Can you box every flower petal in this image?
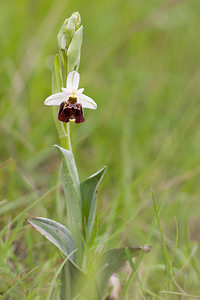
[67,71,80,91]
[78,93,97,110]
[77,88,84,94]
[61,88,72,96]
[44,92,67,106]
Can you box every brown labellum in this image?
[58,99,85,124]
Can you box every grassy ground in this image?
[1,0,200,298]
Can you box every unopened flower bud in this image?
[67,25,83,72]
[57,18,68,50]
[57,12,82,52]
[57,12,83,75]
[64,15,75,49]
[74,12,81,30]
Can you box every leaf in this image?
[27,217,85,299]
[52,54,63,93]
[27,217,75,262]
[80,167,106,241]
[98,245,151,297]
[55,145,83,265]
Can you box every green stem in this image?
[53,106,72,151]
[64,123,72,151]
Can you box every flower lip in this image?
[58,101,85,124]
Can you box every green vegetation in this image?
[1,0,200,298]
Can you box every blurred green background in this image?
[1,0,200,298]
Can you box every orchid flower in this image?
[44,71,97,123]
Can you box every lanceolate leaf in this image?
[98,245,151,297]
[55,145,83,265]
[27,217,75,262]
[80,167,106,241]
[28,217,85,299]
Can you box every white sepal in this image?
[78,93,97,110]
[44,92,67,106]
[67,71,80,91]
